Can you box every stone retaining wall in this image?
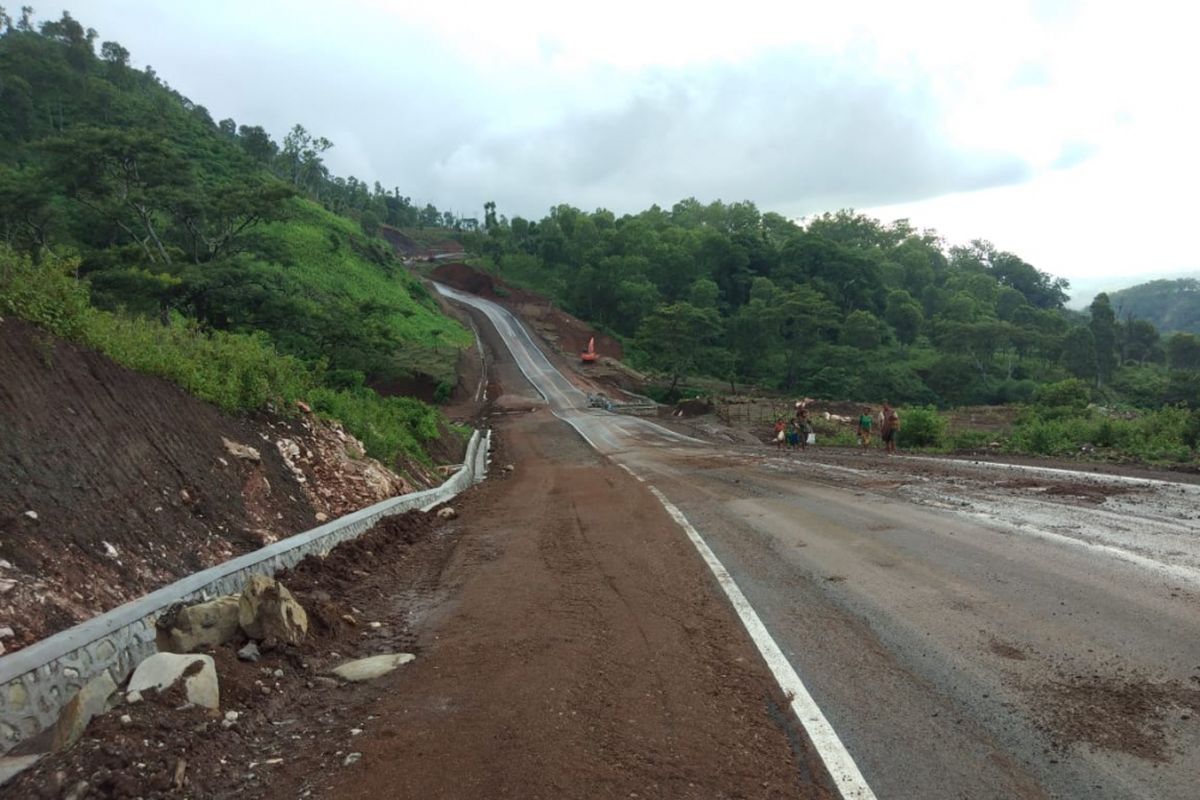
[0,429,490,754]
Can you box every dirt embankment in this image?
[0,320,429,653]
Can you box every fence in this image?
[0,429,490,755]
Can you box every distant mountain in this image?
[1066,270,1200,310]
[1107,278,1200,334]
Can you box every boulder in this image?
[127,653,219,709]
[238,575,308,645]
[159,595,241,653]
[221,437,261,463]
[237,642,261,662]
[51,671,117,750]
[330,653,415,682]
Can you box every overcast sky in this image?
[58,1,1200,291]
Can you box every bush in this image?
[899,406,947,448]
[1033,378,1091,410]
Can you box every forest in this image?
[0,9,471,466]
[464,201,1200,416]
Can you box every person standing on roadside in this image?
[796,406,813,450]
[773,418,786,451]
[881,403,900,455]
[857,407,873,448]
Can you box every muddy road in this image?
[439,284,1200,800]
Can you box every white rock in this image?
[0,626,13,639]
[127,653,219,709]
[126,690,143,704]
[120,714,132,726]
[436,507,457,520]
[221,437,261,463]
[224,711,239,722]
[315,512,329,523]
[343,752,362,766]
[23,510,37,520]
[330,653,415,682]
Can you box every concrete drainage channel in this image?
[0,428,490,764]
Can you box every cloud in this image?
[424,52,1033,218]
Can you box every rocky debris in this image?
[50,672,118,751]
[158,595,241,653]
[330,653,415,682]
[24,509,38,520]
[274,417,425,520]
[343,752,362,766]
[237,641,262,662]
[239,575,308,645]
[436,506,458,520]
[127,653,220,709]
[221,436,261,463]
[125,690,142,704]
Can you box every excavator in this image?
[580,336,598,364]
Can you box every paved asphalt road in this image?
[436,283,1200,800]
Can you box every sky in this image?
[57,1,1200,295]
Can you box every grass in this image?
[1,246,458,469]
[247,200,473,382]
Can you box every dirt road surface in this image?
[438,284,1200,800]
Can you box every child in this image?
[857,407,873,448]
[773,418,786,451]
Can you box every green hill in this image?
[1108,279,1200,334]
[0,11,470,467]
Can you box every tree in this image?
[1061,326,1097,380]
[1089,293,1117,386]
[237,125,277,163]
[841,310,888,350]
[1167,332,1200,370]
[635,302,722,394]
[279,124,332,192]
[41,127,192,266]
[884,289,923,345]
[100,40,129,66]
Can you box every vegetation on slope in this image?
[0,10,469,467]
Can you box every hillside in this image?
[1108,278,1200,334]
[0,12,471,468]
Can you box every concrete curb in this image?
[0,428,490,754]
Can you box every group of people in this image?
[773,400,901,454]
[856,402,901,455]
[773,401,815,450]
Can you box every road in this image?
[437,283,1200,800]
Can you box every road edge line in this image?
[646,485,877,800]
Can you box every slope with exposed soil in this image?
[0,319,445,653]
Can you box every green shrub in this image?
[1033,378,1091,410]
[899,406,947,447]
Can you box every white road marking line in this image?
[617,463,645,482]
[647,486,877,800]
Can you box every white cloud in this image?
[52,0,1200,282]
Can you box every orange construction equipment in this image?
[581,336,598,364]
